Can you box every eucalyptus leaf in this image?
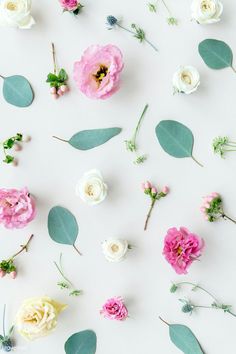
[198,39,233,70]
[53,127,122,150]
[48,206,81,255]
[169,324,204,354]
[155,120,202,166]
[2,75,34,107]
[65,330,97,354]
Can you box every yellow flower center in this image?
[181,72,192,85]
[177,247,182,255]
[86,184,94,196]
[111,244,119,253]
[94,65,108,83]
[6,2,17,11]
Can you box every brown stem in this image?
[73,244,82,256]
[51,42,57,75]
[159,316,170,326]
[0,74,5,79]
[10,234,34,260]
[222,214,236,224]
[52,136,68,143]
[144,199,156,231]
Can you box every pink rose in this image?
[163,227,204,275]
[0,187,36,229]
[100,297,128,321]
[73,44,124,99]
[59,0,79,11]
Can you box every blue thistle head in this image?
[106,15,118,28]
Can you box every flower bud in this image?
[23,135,31,142]
[57,89,64,96]
[170,284,178,293]
[14,143,22,152]
[10,271,17,279]
[162,186,169,194]
[144,181,151,189]
[151,187,157,196]
[0,269,6,278]
[50,87,57,94]
[52,93,59,99]
[60,85,68,92]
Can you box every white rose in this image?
[0,0,35,29]
[191,0,223,24]
[102,238,129,262]
[15,297,67,340]
[76,169,108,205]
[173,66,200,95]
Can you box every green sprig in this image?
[2,133,23,165]
[212,136,236,158]
[147,0,178,25]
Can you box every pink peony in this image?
[59,0,79,11]
[0,187,36,229]
[100,297,128,321]
[163,227,204,275]
[73,44,124,99]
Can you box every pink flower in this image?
[59,0,79,11]
[100,297,128,321]
[73,44,124,99]
[163,227,204,275]
[162,186,169,194]
[0,187,36,229]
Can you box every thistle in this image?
[106,16,158,52]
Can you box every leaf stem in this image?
[73,244,82,256]
[159,316,169,326]
[51,42,57,75]
[231,66,236,73]
[0,74,5,80]
[191,155,203,167]
[9,234,34,260]
[52,136,68,143]
[144,199,156,231]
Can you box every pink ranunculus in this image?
[0,187,36,229]
[73,44,124,99]
[59,0,79,11]
[100,297,128,321]
[163,227,204,275]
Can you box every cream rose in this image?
[102,238,129,262]
[0,0,35,29]
[173,66,200,95]
[191,0,223,24]
[76,169,108,205]
[15,297,67,340]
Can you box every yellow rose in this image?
[15,297,67,340]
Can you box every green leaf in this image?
[198,39,233,70]
[169,324,204,354]
[48,206,79,246]
[3,138,15,149]
[3,75,34,107]
[53,127,122,150]
[155,120,202,166]
[46,73,59,83]
[3,155,14,164]
[65,330,97,354]
[58,69,68,82]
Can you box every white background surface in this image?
[1,0,236,353]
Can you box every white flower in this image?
[76,169,108,205]
[102,238,129,262]
[172,66,200,95]
[0,0,35,29]
[15,297,67,340]
[191,0,223,24]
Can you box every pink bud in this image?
[204,196,213,203]
[162,186,169,194]
[141,183,146,190]
[144,181,152,189]
[57,89,64,96]
[23,135,31,142]
[151,187,157,195]
[0,270,6,278]
[211,192,219,198]
[203,202,210,209]
[14,143,22,151]
[50,87,57,94]
[205,215,209,221]
[12,159,18,167]
[52,93,58,99]
[10,271,17,279]
[60,85,68,92]
[200,207,206,213]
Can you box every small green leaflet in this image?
[155,120,203,167]
[198,39,233,70]
[2,75,34,107]
[160,318,204,354]
[53,127,122,150]
[48,206,81,255]
[65,330,97,354]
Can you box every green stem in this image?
[175,282,219,303]
[192,155,203,167]
[51,42,57,75]
[52,136,68,143]
[227,310,236,317]
[221,213,236,224]
[144,199,156,231]
[2,304,6,337]
[132,104,149,143]
[194,305,215,310]
[223,149,236,152]
[0,74,5,80]
[54,256,74,288]
[161,0,172,16]
[117,24,158,52]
